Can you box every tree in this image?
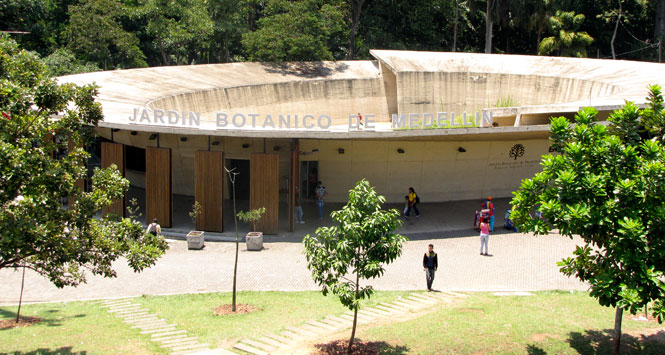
[64,0,147,70]
[538,10,594,57]
[303,179,406,354]
[42,48,100,76]
[347,0,365,59]
[0,34,168,289]
[510,86,665,354]
[225,166,241,312]
[241,0,346,62]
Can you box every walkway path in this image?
[0,229,586,305]
[231,291,466,355]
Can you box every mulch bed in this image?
[0,316,41,330]
[212,304,260,316]
[313,339,386,355]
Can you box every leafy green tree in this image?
[242,0,346,61]
[64,0,147,69]
[538,10,594,57]
[42,48,100,76]
[138,0,214,66]
[207,0,249,62]
[510,86,665,354]
[0,34,168,288]
[303,179,406,354]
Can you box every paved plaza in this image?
[0,212,587,305]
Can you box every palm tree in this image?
[538,10,594,57]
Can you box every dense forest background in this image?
[2,0,664,76]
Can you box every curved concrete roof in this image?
[59,50,665,139]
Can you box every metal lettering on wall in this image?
[129,108,493,131]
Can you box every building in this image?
[59,50,665,234]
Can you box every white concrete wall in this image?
[300,138,549,203]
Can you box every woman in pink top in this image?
[479,217,490,256]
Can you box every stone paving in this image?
[0,228,586,305]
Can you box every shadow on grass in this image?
[313,339,408,354]
[526,344,547,355]
[4,346,87,354]
[568,329,665,354]
[0,308,85,329]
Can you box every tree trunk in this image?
[655,0,665,43]
[611,0,622,60]
[485,0,493,54]
[347,0,365,60]
[15,266,26,323]
[452,0,458,52]
[158,34,168,66]
[231,176,239,312]
[613,307,623,355]
[347,272,360,354]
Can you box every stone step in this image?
[306,320,338,332]
[107,303,140,310]
[407,294,439,304]
[284,325,317,337]
[280,330,305,341]
[169,343,209,352]
[159,336,200,345]
[162,340,201,349]
[256,335,287,348]
[120,312,151,320]
[233,342,268,355]
[135,322,175,331]
[395,298,422,307]
[300,323,327,334]
[320,317,349,328]
[391,300,420,310]
[362,307,392,317]
[325,315,352,325]
[101,301,132,308]
[240,339,277,352]
[264,332,298,345]
[410,293,441,302]
[358,309,386,319]
[406,296,437,305]
[125,317,162,325]
[131,320,168,328]
[344,311,374,321]
[113,308,148,315]
[375,305,401,314]
[140,326,178,334]
[150,329,187,338]
[109,307,142,314]
[378,302,403,311]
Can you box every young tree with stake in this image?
[303,179,406,354]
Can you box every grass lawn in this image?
[0,291,411,354]
[2,291,663,354]
[354,291,665,354]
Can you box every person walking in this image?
[482,196,495,231]
[315,181,327,220]
[479,216,490,256]
[423,244,438,291]
[404,187,420,217]
[146,218,161,236]
[295,186,304,224]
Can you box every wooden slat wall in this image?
[250,153,279,234]
[195,151,223,232]
[101,142,125,216]
[146,147,172,228]
[289,139,299,232]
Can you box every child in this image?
[479,217,490,256]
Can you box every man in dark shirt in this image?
[423,244,438,291]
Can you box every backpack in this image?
[149,223,157,233]
[416,195,420,204]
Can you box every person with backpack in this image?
[404,187,420,218]
[482,196,494,231]
[146,218,161,236]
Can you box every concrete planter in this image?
[187,231,205,250]
[246,232,263,251]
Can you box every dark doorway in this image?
[300,161,319,200]
[226,159,250,200]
